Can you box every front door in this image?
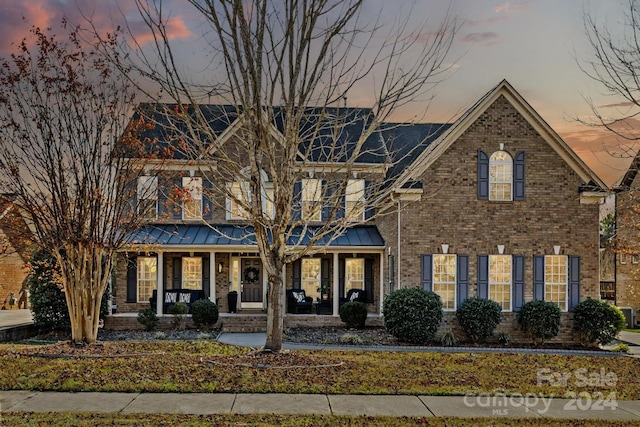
[241,258,263,308]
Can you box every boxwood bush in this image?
[137,308,158,331]
[383,287,443,344]
[456,297,502,344]
[573,298,626,346]
[339,301,368,329]
[516,300,561,346]
[190,299,219,329]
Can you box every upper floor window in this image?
[137,176,158,220]
[182,177,202,220]
[489,151,513,201]
[302,179,322,221]
[489,255,512,311]
[228,181,250,220]
[226,169,274,220]
[345,179,364,221]
[433,254,456,311]
[478,149,525,201]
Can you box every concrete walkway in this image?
[1,390,639,420]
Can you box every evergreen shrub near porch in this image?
[573,298,626,346]
[516,300,561,346]
[190,299,219,329]
[339,301,367,329]
[456,297,502,344]
[383,287,443,344]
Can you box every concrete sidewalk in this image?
[1,390,639,420]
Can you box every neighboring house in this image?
[0,195,33,309]
[113,80,607,339]
[612,152,640,315]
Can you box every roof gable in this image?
[394,80,608,191]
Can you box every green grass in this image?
[623,328,640,333]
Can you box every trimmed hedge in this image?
[516,300,561,346]
[383,287,443,344]
[339,301,368,329]
[190,299,219,329]
[456,297,502,343]
[573,298,626,346]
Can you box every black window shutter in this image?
[339,258,345,297]
[292,181,302,221]
[533,255,545,300]
[126,255,137,302]
[321,258,330,300]
[477,255,488,298]
[202,256,210,298]
[514,151,526,201]
[421,254,432,291]
[203,179,213,220]
[157,176,168,218]
[173,178,183,219]
[513,255,525,311]
[364,258,374,302]
[456,255,469,306]
[568,256,580,311]
[477,150,489,200]
[172,257,182,289]
[364,180,374,220]
[292,259,301,288]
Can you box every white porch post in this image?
[156,251,164,316]
[210,252,216,304]
[379,249,384,314]
[281,263,287,314]
[332,252,339,316]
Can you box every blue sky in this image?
[0,0,632,184]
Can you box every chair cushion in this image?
[349,290,362,302]
[292,291,306,303]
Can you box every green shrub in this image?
[339,301,368,329]
[456,297,502,343]
[137,308,158,331]
[383,287,443,344]
[573,298,626,346]
[516,300,561,346]
[190,299,219,329]
[27,251,69,331]
[440,330,458,347]
[168,302,189,330]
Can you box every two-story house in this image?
[111,80,607,339]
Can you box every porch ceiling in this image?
[124,224,385,248]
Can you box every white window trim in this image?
[489,150,513,201]
[137,256,157,303]
[346,179,365,222]
[301,258,321,301]
[182,256,202,290]
[344,258,365,295]
[489,254,512,312]
[227,181,250,220]
[544,255,568,312]
[302,179,322,221]
[137,176,158,220]
[433,254,456,311]
[182,177,203,220]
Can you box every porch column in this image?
[156,251,164,316]
[210,252,216,304]
[281,263,286,313]
[332,252,339,316]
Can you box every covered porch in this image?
[114,224,386,318]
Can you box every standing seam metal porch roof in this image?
[124,224,385,247]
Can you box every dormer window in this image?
[489,150,513,201]
[182,177,202,220]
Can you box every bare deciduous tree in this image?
[109,0,458,352]
[0,23,149,344]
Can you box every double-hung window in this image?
[301,258,321,300]
[433,254,456,310]
[345,179,364,222]
[137,176,158,220]
[544,255,568,311]
[489,151,513,201]
[302,179,322,221]
[228,181,250,220]
[182,257,202,290]
[489,255,512,311]
[137,257,157,303]
[345,258,364,293]
[182,177,202,220]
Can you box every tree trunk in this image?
[265,271,284,352]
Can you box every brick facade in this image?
[0,204,33,309]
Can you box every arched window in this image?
[489,150,513,201]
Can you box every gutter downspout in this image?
[397,199,401,288]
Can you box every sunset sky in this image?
[0,0,635,186]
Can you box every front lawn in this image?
[1,341,638,399]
